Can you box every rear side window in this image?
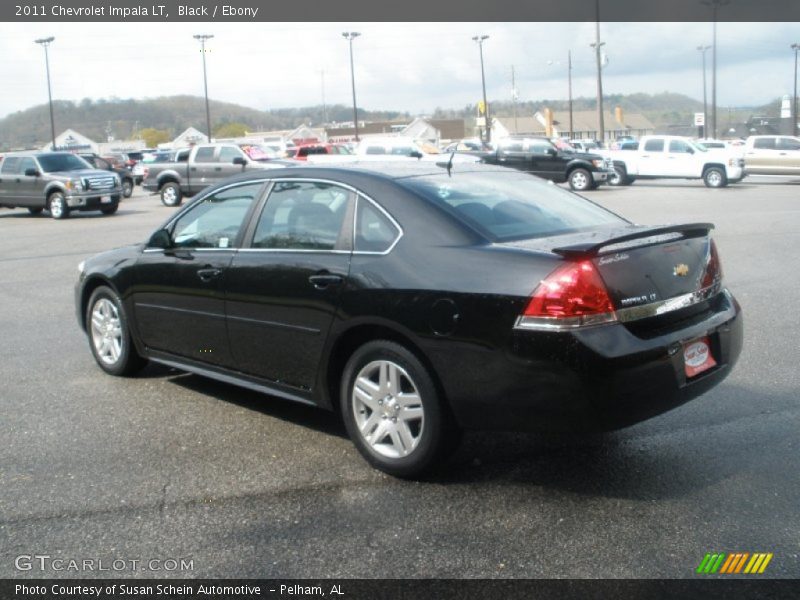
[194,147,216,162]
[252,181,353,250]
[1,157,20,174]
[355,199,400,253]
[753,138,776,150]
[401,172,624,242]
[777,137,800,151]
[644,139,664,152]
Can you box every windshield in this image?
[37,154,92,173]
[400,171,624,242]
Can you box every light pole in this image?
[34,36,56,151]
[701,0,729,139]
[568,50,574,139]
[590,0,605,143]
[342,32,361,142]
[193,34,214,142]
[792,43,799,137]
[472,35,490,143]
[697,45,711,138]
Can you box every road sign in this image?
[478,100,486,115]
[694,112,705,126]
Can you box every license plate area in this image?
[101,195,112,204]
[683,335,717,378]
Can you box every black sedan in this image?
[75,163,743,477]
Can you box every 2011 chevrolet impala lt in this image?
[75,162,743,477]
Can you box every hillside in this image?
[0,92,780,150]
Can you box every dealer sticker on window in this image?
[684,336,717,378]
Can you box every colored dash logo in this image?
[696,552,773,574]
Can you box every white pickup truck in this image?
[602,135,745,188]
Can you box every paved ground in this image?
[0,176,798,579]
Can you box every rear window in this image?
[400,171,624,242]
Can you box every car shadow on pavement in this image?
[165,371,348,439]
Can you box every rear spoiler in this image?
[552,223,714,259]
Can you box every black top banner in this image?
[2,0,800,22]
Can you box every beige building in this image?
[492,109,655,141]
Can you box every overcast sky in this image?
[0,21,797,120]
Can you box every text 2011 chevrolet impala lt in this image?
[76,163,742,477]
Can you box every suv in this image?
[79,153,135,198]
[0,151,122,219]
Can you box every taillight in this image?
[516,261,617,330]
[701,239,723,290]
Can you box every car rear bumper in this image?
[142,182,159,192]
[432,289,743,432]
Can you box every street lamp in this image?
[472,35,490,143]
[34,36,56,151]
[701,0,730,139]
[342,32,361,142]
[193,34,214,142]
[590,0,605,143]
[697,45,711,137]
[792,43,799,137]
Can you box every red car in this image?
[288,143,353,161]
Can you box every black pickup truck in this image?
[479,137,612,191]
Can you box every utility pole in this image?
[698,45,711,138]
[568,50,574,139]
[342,32,361,142]
[590,1,605,143]
[320,69,328,126]
[193,34,214,142]
[473,35,490,143]
[792,43,799,137]
[701,0,729,139]
[34,37,56,151]
[511,65,518,133]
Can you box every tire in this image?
[703,167,727,188]
[48,191,70,220]
[27,207,43,215]
[568,168,592,192]
[86,285,147,376]
[340,340,461,478]
[100,204,119,215]
[160,182,182,207]
[122,179,133,198]
[608,165,629,186]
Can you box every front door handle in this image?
[309,274,343,289]
[197,267,222,282]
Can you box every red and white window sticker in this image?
[683,336,717,378]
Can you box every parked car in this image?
[743,135,800,176]
[78,153,135,198]
[141,143,293,206]
[75,162,742,477]
[602,135,745,187]
[102,153,134,170]
[288,143,353,161]
[479,136,612,191]
[0,151,122,218]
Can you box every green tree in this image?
[213,122,248,138]
[139,128,171,147]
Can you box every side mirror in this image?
[232,156,247,166]
[687,147,695,154]
[147,228,171,249]
[409,151,423,159]
[546,148,558,156]
[24,168,41,177]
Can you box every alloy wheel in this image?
[90,298,123,365]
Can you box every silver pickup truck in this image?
[0,151,122,219]
[141,143,294,206]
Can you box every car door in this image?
[638,138,666,176]
[775,136,800,174]
[225,179,355,391]
[14,157,42,206]
[132,181,266,365]
[0,157,21,203]
[528,140,565,180]
[664,139,698,177]
[217,145,249,180]
[745,137,776,174]
[187,145,218,194]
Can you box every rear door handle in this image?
[197,267,222,282]
[309,274,343,289]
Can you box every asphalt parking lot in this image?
[1,176,798,579]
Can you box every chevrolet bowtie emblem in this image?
[674,263,690,277]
